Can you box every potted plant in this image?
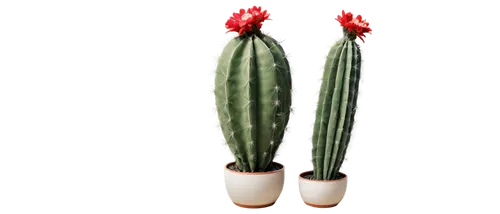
[298,10,372,208]
[214,6,292,208]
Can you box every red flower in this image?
[225,6,271,36]
[335,10,372,42]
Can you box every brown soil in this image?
[300,170,346,180]
[227,162,283,173]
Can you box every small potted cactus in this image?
[214,6,292,208]
[298,10,372,208]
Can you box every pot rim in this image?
[225,161,284,175]
[298,170,347,182]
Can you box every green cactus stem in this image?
[214,33,292,172]
[311,35,362,180]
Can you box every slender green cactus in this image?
[215,7,292,172]
[312,11,371,180]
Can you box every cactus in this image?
[215,6,292,172]
[312,11,371,180]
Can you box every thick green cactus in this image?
[312,11,371,180]
[215,9,292,172]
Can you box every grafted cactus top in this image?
[216,6,292,172]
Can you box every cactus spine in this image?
[215,33,292,172]
[312,28,362,180]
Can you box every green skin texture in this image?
[214,33,292,172]
[312,33,361,180]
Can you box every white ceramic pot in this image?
[298,170,347,208]
[224,162,284,208]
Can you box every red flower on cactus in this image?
[335,10,372,42]
[225,6,271,36]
